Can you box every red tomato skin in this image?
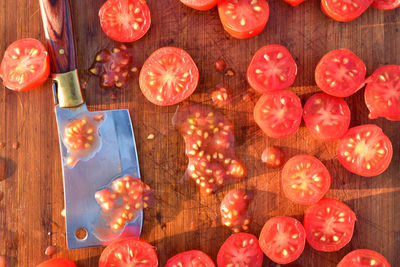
[166,250,215,267]
[372,0,400,10]
[36,258,76,267]
[321,0,373,22]
[337,249,391,267]
[181,0,218,10]
[284,0,305,6]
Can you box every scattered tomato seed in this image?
[44,245,56,256]
[61,209,66,217]
[147,133,155,140]
[12,142,19,150]
[225,68,235,76]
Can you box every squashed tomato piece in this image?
[181,0,218,10]
[284,0,305,6]
[166,250,215,267]
[303,93,351,141]
[247,45,297,93]
[217,0,270,39]
[315,49,366,97]
[337,249,391,267]
[0,38,49,91]
[372,0,400,9]
[139,47,199,106]
[99,238,158,267]
[321,0,373,22]
[364,65,400,120]
[99,0,151,42]
[337,125,393,177]
[262,146,285,168]
[259,216,306,264]
[217,233,263,267]
[36,258,76,267]
[211,83,232,107]
[220,189,253,232]
[281,155,331,205]
[304,198,356,252]
[254,90,303,138]
[173,104,246,194]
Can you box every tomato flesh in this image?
[364,65,400,120]
[139,47,199,106]
[166,250,215,267]
[304,198,356,252]
[220,189,253,232]
[218,0,270,39]
[36,258,76,267]
[259,216,306,264]
[372,0,400,9]
[315,49,366,97]
[337,249,391,267]
[284,0,305,6]
[99,0,151,42]
[0,38,49,92]
[262,146,285,168]
[254,90,303,138]
[217,233,263,267]
[181,0,218,10]
[303,93,351,141]
[247,45,297,93]
[321,0,373,22]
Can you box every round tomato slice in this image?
[217,0,269,39]
[259,216,306,264]
[303,93,351,141]
[254,90,303,138]
[99,0,151,42]
[217,233,263,267]
[139,47,199,106]
[37,258,76,267]
[283,0,305,6]
[0,38,49,92]
[99,238,158,267]
[247,45,297,93]
[321,0,373,22]
[337,125,393,177]
[372,0,400,10]
[364,65,400,120]
[281,155,331,205]
[165,250,215,267]
[315,49,366,97]
[337,249,391,267]
[181,0,218,10]
[304,198,356,252]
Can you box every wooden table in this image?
[0,0,399,266]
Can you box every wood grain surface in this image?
[0,0,399,266]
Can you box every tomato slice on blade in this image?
[304,198,356,252]
[181,0,218,10]
[303,93,351,141]
[217,233,263,267]
[218,0,270,39]
[337,125,393,177]
[372,0,400,10]
[321,0,373,22]
[99,0,151,42]
[0,38,49,92]
[36,258,76,267]
[337,249,391,267]
[259,216,306,264]
[364,65,400,120]
[247,45,297,93]
[139,47,199,106]
[166,250,215,267]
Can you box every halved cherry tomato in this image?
[304,198,356,252]
[220,189,253,232]
[283,0,305,6]
[254,90,303,138]
[372,0,400,10]
[259,216,306,264]
[303,93,351,141]
[217,233,263,267]
[36,258,76,267]
[166,250,215,267]
[321,0,373,22]
[364,65,400,120]
[139,47,199,106]
[247,45,297,93]
[0,38,49,91]
[181,0,218,10]
[262,146,286,168]
[99,238,158,267]
[217,0,270,39]
[99,0,151,42]
[315,49,366,97]
[337,249,391,267]
[281,155,331,205]
[337,125,393,177]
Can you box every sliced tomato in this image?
[247,45,297,93]
[372,0,400,9]
[337,249,391,267]
[166,250,215,267]
[217,0,269,39]
[139,47,199,106]
[283,0,306,6]
[217,233,263,267]
[99,238,158,266]
[0,38,49,92]
[364,65,400,120]
[315,49,366,97]
[99,0,151,42]
[321,0,373,22]
[259,216,306,264]
[220,189,253,232]
[36,258,76,267]
[262,146,286,168]
[337,125,393,177]
[304,198,356,252]
[281,155,331,205]
[254,90,303,138]
[303,93,351,141]
[181,0,218,10]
